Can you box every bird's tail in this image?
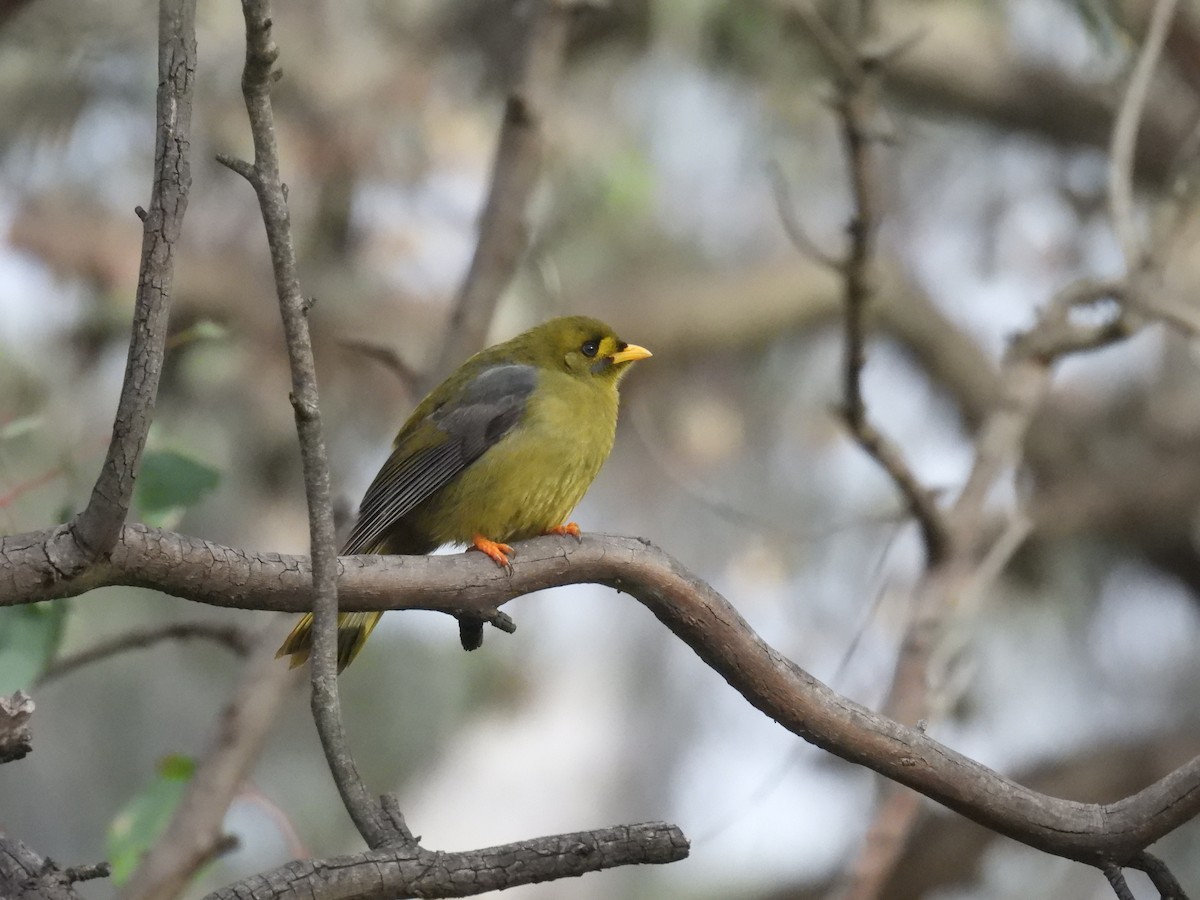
[276,611,383,673]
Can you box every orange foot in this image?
[546,522,583,542]
[471,534,515,572]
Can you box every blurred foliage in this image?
[0,600,68,692]
[107,753,198,886]
[134,449,220,529]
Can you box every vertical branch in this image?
[219,0,401,849]
[71,0,196,558]
[789,1,949,565]
[837,77,880,433]
[430,0,581,385]
[1109,0,1180,269]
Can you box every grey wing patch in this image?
[431,364,537,457]
[342,363,537,554]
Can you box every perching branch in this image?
[70,0,195,561]
[3,524,1199,874]
[218,0,400,851]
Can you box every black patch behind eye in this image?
[581,338,600,357]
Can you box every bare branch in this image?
[0,691,33,765]
[203,821,688,900]
[35,622,252,688]
[430,0,580,385]
[4,524,1200,869]
[805,3,950,568]
[119,627,299,900]
[71,0,196,560]
[221,0,401,850]
[950,278,1129,548]
[1104,863,1137,900]
[0,836,106,900]
[1131,851,1191,900]
[1109,0,1180,269]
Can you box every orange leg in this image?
[546,522,583,542]
[471,534,515,571]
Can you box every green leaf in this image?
[135,449,220,528]
[107,754,197,885]
[168,319,228,349]
[0,600,69,692]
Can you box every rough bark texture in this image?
[69,0,195,561]
[0,691,33,764]
[203,822,688,900]
[0,837,106,900]
[3,523,1198,868]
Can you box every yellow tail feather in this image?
[276,611,383,673]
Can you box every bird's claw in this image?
[547,522,583,543]
[471,535,515,572]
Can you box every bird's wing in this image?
[342,363,538,554]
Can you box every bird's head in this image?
[516,316,652,383]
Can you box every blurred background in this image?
[3,0,1200,897]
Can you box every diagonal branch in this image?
[70,0,196,561]
[218,0,400,850]
[202,821,688,900]
[35,622,253,688]
[430,0,583,386]
[4,523,1200,873]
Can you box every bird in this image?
[276,315,651,672]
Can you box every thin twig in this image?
[337,336,421,397]
[9,524,1200,867]
[1108,0,1180,269]
[221,0,402,850]
[36,622,253,687]
[813,3,950,567]
[61,862,112,885]
[70,0,195,560]
[950,278,1129,548]
[0,691,33,765]
[1131,851,1191,900]
[768,161,844,270]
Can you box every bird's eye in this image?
[581,339,600,358]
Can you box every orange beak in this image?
[609,343,652,364]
